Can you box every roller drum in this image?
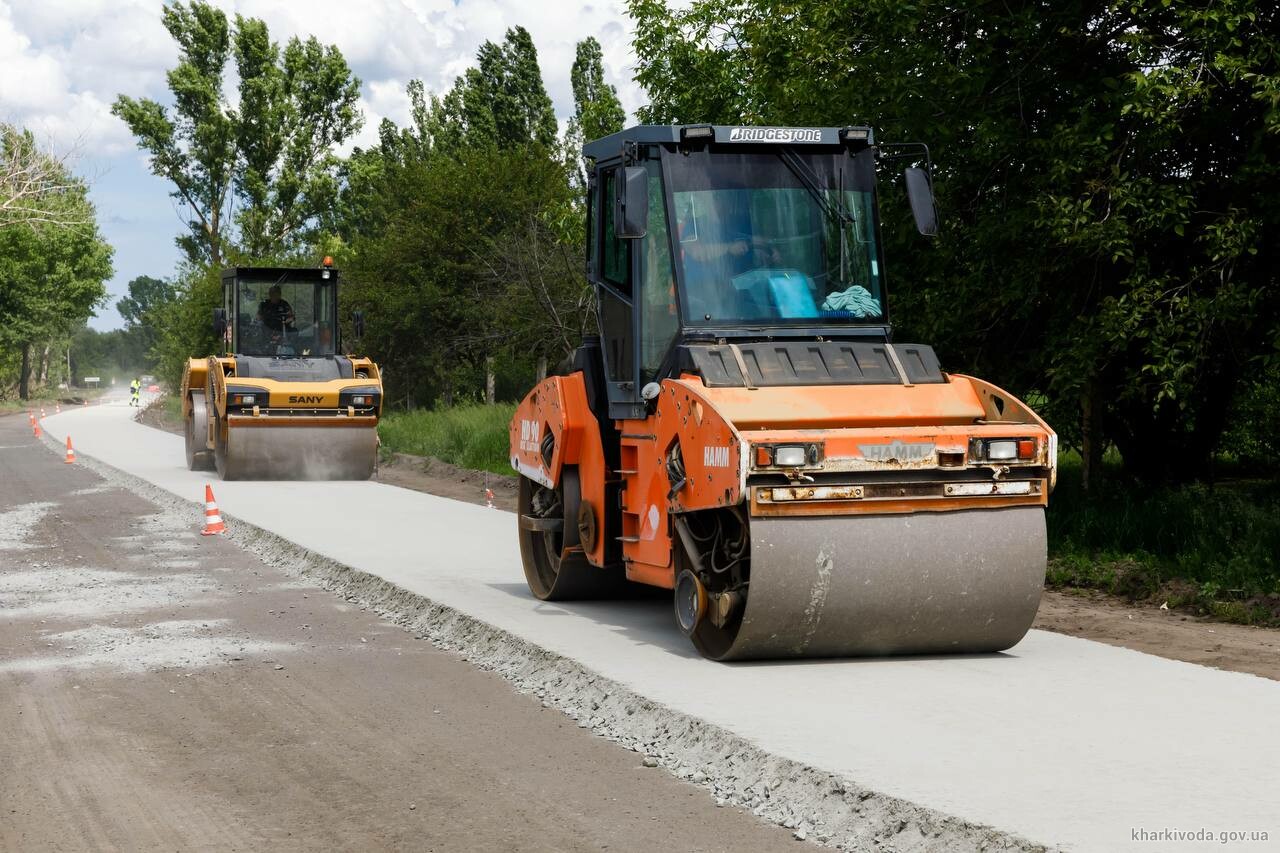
[219,424,377,481]
[697,507,1046,661]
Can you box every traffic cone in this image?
[27,411,34,425]
[55,403,61,414]
[40,407,46,418]
[64,436,76,464]
[201,484,226,535]
[485,487,496,509]
[33,422,41,438]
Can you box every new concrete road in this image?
[33,401,1280,852]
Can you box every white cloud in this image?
[2,0,648,156]
[0,0,656,329]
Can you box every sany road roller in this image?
[181,261,383,480]
[509,125,1057,661]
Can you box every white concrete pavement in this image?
[40,401,1280,852]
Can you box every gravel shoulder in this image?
[1,411,796,851]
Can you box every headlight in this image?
[753,442,823,469]
[339,387,381,409]
[971,437,1038,462]
[987,440,1017,460]
[773,445,808,467]
[225,386,264,407]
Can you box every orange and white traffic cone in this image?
[485,487,496,509]
[33,422,41,438]
[55,403,61,414]
[64,436,76,464]
[40,407,46,419]
[201,484,226,535]
[27,411,35,425]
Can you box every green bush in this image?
[377,403,516,476]
[1048,454,1280,597]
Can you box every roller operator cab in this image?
[510,125,1057,660]
[180,261,383,481]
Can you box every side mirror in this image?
[613,167,648,239]
[904,167,939,237]
[353,310,365,340]
[212,308,227,339]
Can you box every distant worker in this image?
[129,377,141,407]
[257,285,296,333]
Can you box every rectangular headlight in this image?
[773,445,808,467]
[986,440,1018,461]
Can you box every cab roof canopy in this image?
[582,124,874,161]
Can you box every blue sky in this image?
[1,0,648,330]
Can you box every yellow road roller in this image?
[181,261,382,480]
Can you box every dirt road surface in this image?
[0,411,795,851]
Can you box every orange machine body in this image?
[510,370,1056,590]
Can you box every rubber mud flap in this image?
[221,425,377,480]
[711,507,1046,661]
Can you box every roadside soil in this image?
[0,412,795,851]
[133,400,1280,682]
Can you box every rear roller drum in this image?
[213,416,237,481]
[518,468,630,600]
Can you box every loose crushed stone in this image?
[0,618,288,674]
[0,501,58,550]
[0,566,219,621]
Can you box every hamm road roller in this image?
[510,125,1056,660]
[181,260,382,480]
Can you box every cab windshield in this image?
[234,276,336,357]
[664,148,884,327]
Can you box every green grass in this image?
[160,394,183,423]
[377,403,517,476]
[1047,454,1280,625]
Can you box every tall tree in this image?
[0,174,113,398]
[420,27,559,154]
[115,275,176,327]
[112,1,362,266]
[569,37,626,144]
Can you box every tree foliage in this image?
[630,0,1279,482]
[1,125,92,231]
[337,32,592,406]
[0,162,113,398]
[569,37,627,144]
[112,0,362,266]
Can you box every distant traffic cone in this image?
[201,484,226,535]
[64,436,75,464]
[40,407,46,418]
[27,411,35,425]
[55,403,61,414]
[485,487,496,509]
[32,422,41,438]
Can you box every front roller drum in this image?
[688,507,1047,661]
[214,423,378,481]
